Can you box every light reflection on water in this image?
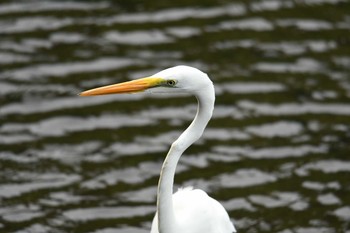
[0,0,350,232]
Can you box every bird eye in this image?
[166,80,177,86]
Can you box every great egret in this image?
[80,65,236,233]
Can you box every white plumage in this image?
[151,187,236,233]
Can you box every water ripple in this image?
[214,144,327,159]
[245,121,303,138]
[0,17,74,34]
[249,192,301,208]
[215,169,277,188]
[63,206,155,221]
[101,3,246,24]
[253,58,324,73]
[0,1,109,14]
[211,17,274,31]
[0,174,80,198]
[2,58,138,81]
[105,30,173,45]
[238,101,350,116]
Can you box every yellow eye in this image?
[166,80,177,86]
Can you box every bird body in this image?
[151,187,235,233]
[80,65,236,233]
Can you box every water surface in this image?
[1,0,350,232]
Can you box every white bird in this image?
[80,65,236,233]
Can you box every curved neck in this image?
[157,85,215,233]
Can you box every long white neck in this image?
[157,83,215,233]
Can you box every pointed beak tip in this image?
[79,90,99,97]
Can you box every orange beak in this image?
[79,77,164,96]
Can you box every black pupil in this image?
[168,80,174,85]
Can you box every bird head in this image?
[79,65,212,96]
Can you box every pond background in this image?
[0,0,350,232]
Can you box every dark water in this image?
[1,0,350,232]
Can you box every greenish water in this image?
[1,0,350,232]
